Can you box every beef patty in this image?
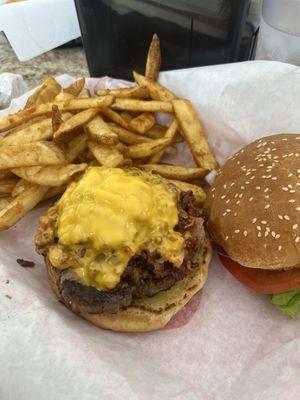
[37,191,206,314]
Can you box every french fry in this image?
[96,85,149,99]
[0,184,49,231]
[140,164,209,181]
[11,178,32,197]
[63,78,85,96]
[148,119,178,163]
[25,76,61,108]
[108,123,151,145]
[112,98,173,113]
[86,115,119,145]
[168,180,206,205]
[0,178,18,194]
[120,111,135,122]
[1,113,71,147]
[0,196,12,211]
[88,141,124,168]
[172,99,217,170]
[146,124,166,139]
[54,108,99,142]
[11,164,87,187]
[78,88,90,98]
[126,137,171,159]
[54,92,75,102]
[78,150,94,163]
[0,96,114,133]
[145,33,161,81]
[128,112,156,134]
[102,107,130,129]
[0,142,67,169]
[65,132,88,162]
[52,105,63,133]
[0,170,14,180]
[133,71,176,102]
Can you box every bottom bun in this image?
[46,238,211,333]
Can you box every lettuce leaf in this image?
[270,288,300,319]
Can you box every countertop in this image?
[0,33,89,89]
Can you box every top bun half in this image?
[205,134,300,270]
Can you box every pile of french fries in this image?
[0,34,217,231]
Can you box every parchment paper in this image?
[0,61,300,400]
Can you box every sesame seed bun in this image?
[46,238,211,333]
[204,134,300,270]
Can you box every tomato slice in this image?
[218,254,300,294]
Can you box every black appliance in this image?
[75,0,256,80]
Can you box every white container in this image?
[255,0,300,65]
[0,0,80,61]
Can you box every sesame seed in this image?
[265,195,270,199]
[264,231,269,237]
[275,234,280,239]
[221,195,226,199]
[284,215,290,220]
[234,212,238,216]
[258,232,262,237]
[226,209,231,213]
[255,186,261,190]
[282,138,288,141]
[261,221,267,224]
[288,173,293,177]
[278,246,282,251]
[250,176,255,180]
[282,187,288,191]
[230,182,236,187]
[264,204,270,209]
[222,212,227,216]
[211,187,215,192]
[226,199,230,204]
[290,190,296,193]
[252,218,257,223]
[271,231,276,237]
[292,224,298,230]
[257,226,261,231]
[266,227,270,232]
[278,215,283,220]
[289,199,295,203]
[296,237,300,244]
[271,177,277,180]
[249,197,254,202]
[264,188,269,193]
[243,230,248,237]
[297,207,300,211]
[239,194,243,198]
[236,200,241,205]
[288,184,293,189]
[225,236,229,241]
[245,181,250,185]
[235,229,240,234]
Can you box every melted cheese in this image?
[49,167,184,290]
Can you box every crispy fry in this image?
[88,141,124,167]
[120,111,135,122]
[128,112,156,134]
[96,86,149,99]
[0,142,66,169]
[87,115,119,145]
[172,99,217,170]
[0,196,12,211]
[108,123,151,145]
[63,78,85,96]
[52,105,63,133]
[146,124,166,139]
[112,98,173,113]
[11,163,87,187]
[0,96,114,133]
[148,149,164,163]
[0,170,14,180]
[0,185,49,231]
[25,76,61,108]
[126,137,171,159]
[145,33,161,81]
[65,132,88,162]
[11,178,32,197]
[140,164,208,181]
[168,180,206,205]
[54,92,75,102]
[54,108,99,142]
[148,119,178,162]
[133,71,176,101]
[1,114,71,147]
[102,107,130,129]
[0,178,18,194]
[78,88,90,98]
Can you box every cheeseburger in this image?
[35,167,211,332]
[205,134,300,318]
